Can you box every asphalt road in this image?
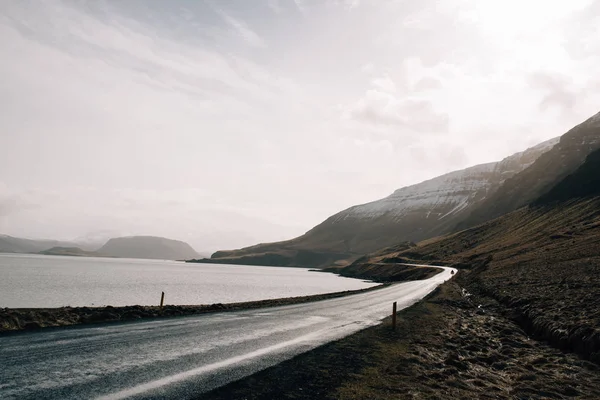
[0,267,455,399]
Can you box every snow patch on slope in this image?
[334,138,559,222]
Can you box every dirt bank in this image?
[328,260,442,282]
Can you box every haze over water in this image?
[0,254,377,308]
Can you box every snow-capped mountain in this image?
[338,139,558,223]
[461,111,600,228]
[211,111,599,269]
[211,138,558,266]
[306,137,560,252]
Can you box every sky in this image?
[1,0,599,252]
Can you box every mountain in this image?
[206,138,558,268]
[534,147,600,204]
[458,111,600,229]
[1,233,201,261]
[337,141,600,365]
[0,235,80,254]
[39,247,97,257]
[343,147,600,279]
[306,137,559,250]
[97,236,199,260]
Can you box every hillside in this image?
[341,147,600,364]
[535,148,600,204]
[206,138,558,268]
[458,111,600,228]
[97,236,199,260]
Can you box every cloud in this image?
[0,185,39,218]
[342,89,449,133]
[361,63,375,74]
[564,1,600,59]
[216,10,267,48]
[406,143,468,169]
[329,0,361,10]
[0,195,22,218]
[1,0,600,249]
[528,72,577,112]
[371,74,396,92]
[413,76,443,91]
[267,0,283,14]
[293,0,307,14]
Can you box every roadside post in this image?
[392,301,397,331]
[160,291,165,310]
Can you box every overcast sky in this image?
[1,0,599,252]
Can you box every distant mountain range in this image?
[0,235,202,261]
[0,236,84,254]
[201,111,600,268]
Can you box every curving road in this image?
[0,266,455,399]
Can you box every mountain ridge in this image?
[0,235,83,254]
[1,234,201,261]
[458,111,600,229]
[336,142,600,364]
[206,137,559,268]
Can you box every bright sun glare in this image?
[472,0,593,35]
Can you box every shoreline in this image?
[0,260,446,334]
[0,283,388,334]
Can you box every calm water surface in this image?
[0,254,377,308]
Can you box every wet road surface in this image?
[0,267,454,399]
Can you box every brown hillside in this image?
[344,196,600,363]
[458,112,600,229]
